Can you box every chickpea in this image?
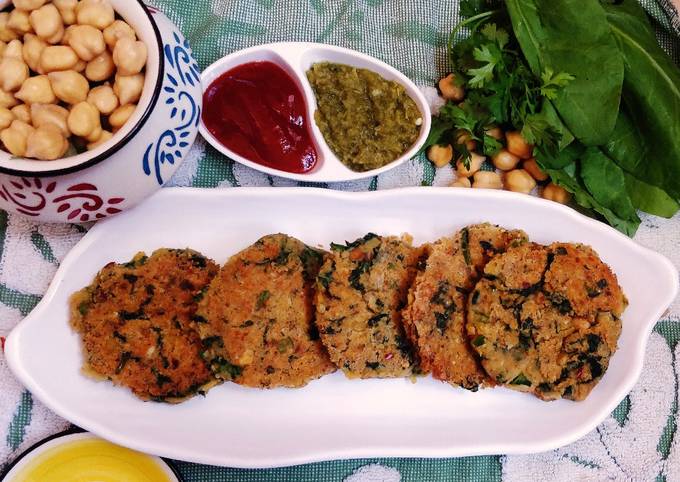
[456,152,485,178]
[438,73,465,102]
[67,100,99,137]
[31,103,69,135]
[15,74,55,104]
[113,73,143,105]
[48,70,89,104]
[12,0,47,11]
[87,84,117,114]
[61,24,76,44]
[53,0,77,25]
[0,57,29,92]
[0,88,18,108]
[472,171,503,189]
[85,51,114,82]
[0,13,19,43]
[522,158,549,182]
[0,107,14,129]
[504,169,536,194]
[112,38,147,76]
[0,41,6,58]
[427,144,453,168]
[491,148,520,171]
[25,124,68,160]
[505,131,533,159]
[11,103,30,123]
[485,125,504,140]
[22,33,46,72]
[40,45,78,72]
[450,177,471,188]
[84,124,102,142]
[8,9,33,35]
[103,20,135,50]
[108,103,135,129]
[87,129,111,150]
[73,59,86,72]
[542,183,571,204]
[455,130,476,151]
[29,4,63,44]
[67,25,105,61]
[1,119,34,156]
[4,39,23,59]
[76,0,114,30]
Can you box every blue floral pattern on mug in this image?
[143,31,201,185]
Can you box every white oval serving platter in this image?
[199,42,431,182]
[5,187,678,468]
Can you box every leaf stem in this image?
[447,10,499,66]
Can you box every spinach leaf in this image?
[624,173,679,218]
[506,0,624,145]
[602,0,680,200]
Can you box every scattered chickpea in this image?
[15,74,54,104]
[87,84,117,115]
[76,0,114,30]
[542,183,571,204]
[491,148,520,171]
[0,88,18,108]
[112,37,147,76]
[0,13,19,42]
[108,103,135,129]
[113,73,143,105]
[85,50,114,82]
[67,100,99,137]
[472,171,503,189]
[450,176,471,188]
[48,70,88,104]
[0,107,13,129]
[12,0,48,11]
[427,144,453,168]
[456,152,485,178]
[10,103,30,123]
[455,130,476,152]
[87,129,111,150]
[31,103,69,135]
[522,158,549,181]
[29,4,63,44]
[67,24,105,61]
[484,125,504,140]
[8,9,32,35]
[22,33,46,72]
[103,20,135,49]
[39,45,78,72]
[504,169,536,194]
[0,56,29,92]
[25,124,68,160]
[438,73,465,102]
[505,131,533,159]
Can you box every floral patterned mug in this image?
[0,1,202,223]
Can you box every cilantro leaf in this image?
[468,44,501,87]
[540,68,576,100]
[480,23,509,48]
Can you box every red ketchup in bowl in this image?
[201,61,317,174]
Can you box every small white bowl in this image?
[199,42,431,182]
[0,1,202,223]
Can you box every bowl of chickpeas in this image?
[0,0,202,222]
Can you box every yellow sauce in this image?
[9,437,175,482]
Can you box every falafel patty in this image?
[402,224,528,390]
[195,234,336,388]
[69,249,220,402]
[466,242,627,401]
[315,233,423,378]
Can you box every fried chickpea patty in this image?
[466,242,627,401]
[195,234,336,388]
[70,249,220,402]
[402,224,528,390]
[315,233,423,378]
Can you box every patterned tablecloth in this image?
[1,1,679,480]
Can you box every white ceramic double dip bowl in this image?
[199,42,431,182]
